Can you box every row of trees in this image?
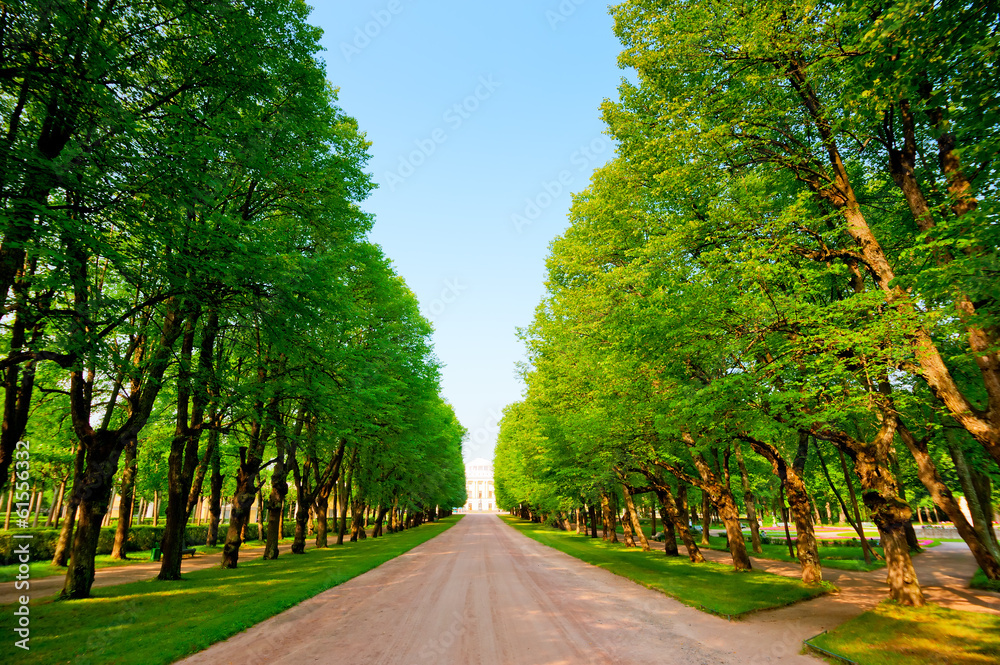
[495,0,999,607]
[0,0,466,600]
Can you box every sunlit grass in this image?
[0,550,159,584]
[699,534,887,572]
[0,517,459,664]
[809,601,1000,664]
[502,516,831,616]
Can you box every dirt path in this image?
[179,514,821,665]
[0,539,309,605]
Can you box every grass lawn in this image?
[698,534,887,572]
[502,516,832,617]
[0,542,254,583]
[611,521,888,571]
[0,550,158,584]
[808,601,1000,664]
[0,516,459,665]
[970,569,1000,593]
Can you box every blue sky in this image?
[308,2,625,462]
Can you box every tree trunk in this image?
[944,427,1000,561]
[621,503,636,547]
[61,432,131,599]
[111,438,138,559]
[700,490,712,545]
[264,478,287,560]
[972,471,999,554]
[101,489,115,527]
[778,485,796,558]
[600,493,611,541]
[47,478,66,528]
[782,473,823,583]
[222,460,259,569]
[838,446,877,561]
[897,425,998,577]
[372,505,389,538]
[622,486,649,551]
[845,442,925,606]
[52,444,85,566]
[745,433,822,582]
[715,486,752,571]
[588,504,598,538]
[4,482,13,529]
[314,493,330,547]
[255,484,265,542]
[351,499,367,542]
[735,441,763,554]
[206,442,223,547]
[337,478,351,546]
[608,494,620,543]
[644,473,703,563]
[292,492,310,554]
[658,501,679,557]
[815,438,876,563]
[668,441,751,571]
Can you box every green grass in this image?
[502,516,831,617]
[808,601,1000,664]
[970,569,1000,593]
[698,534,887,572]
[0,550,159,583]
[0,516,459,665]
[612,522,887,571]
[0,542,253,583]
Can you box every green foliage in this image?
[0,3,465,608]
[497,1,1000,594]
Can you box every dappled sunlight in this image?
[814,602,1000,664]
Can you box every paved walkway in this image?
[180,514,821,665]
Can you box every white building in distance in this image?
[463,457,496,512]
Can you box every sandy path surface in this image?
[179,514,820,665]
[0,539,310,605]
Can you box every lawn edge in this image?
[499,515,833,620]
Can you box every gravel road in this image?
[179,513,820,664]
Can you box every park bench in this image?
[151,546,198,561]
